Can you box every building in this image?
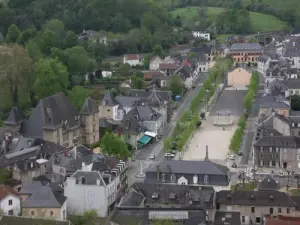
[192,31,211,41]
[77,30,107,45]
[227,67,252,87]
[257,176,280,191]
[159,63,179,75]
[117,182,215,222]
[99,91,124,120]
[273,79,300,98]
[265,215,300,225]
[282,40,300,69]
[0,215,72,225]
[64,160,127,217]
[230,43,262,63]
[123,54,143,66]
[214,211,241,225]
[145,157,230,191]
[216,189,298,225]
[0,185,20,216]
[149,56,163,70]
[19,181,67,220]
[259,95,289,116]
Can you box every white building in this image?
[0,185,21,216]
[64,160,127,217]
[257,55,271,75]
[123,54,143,66]
[149,56,163,70]
[192,31,211,41]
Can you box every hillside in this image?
[243,0,300,11]
[170,6,287,32]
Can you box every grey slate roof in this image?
[119,191,144,207]
[253,136,300,148]
[217,190,296,207]
[124,106,160,122]
[115,96,141,108]
[102,91,119,106]
[257,176,280,191]
[214,211,241,225]
[71,170,105,185]
[260,95,289,109]
[258,55,270,63]
[148,160,228,175]
[5,106,25,125]
[20,181,66,208]
[230,43,262,51]
[21,93,78,138]
[80,97,98,115]
[280,79,300,89]
[147,91,164,108]
[129,89,172,102]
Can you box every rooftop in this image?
[214,211,241,225]
[253,136,300,148]
[257,176,280,191]
[230,43,262,51]
[0,185,19,200]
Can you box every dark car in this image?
[237,152,243,156]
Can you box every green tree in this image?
[33,58,69,99]
[19,28,37,45]
[164,138,172,152]
[168,74,185,96]
[0,169,10,184]
[64,46,92,75]
[0,33,4,44]
[44,19,65,36]
[6,24,21,43]
[69,210,98,225]
[64,31,77,48]
[26,40,43,62]
[131,75,145,89]
[39,30,57,55]
[100,132,130,159]
[153,44,164,57]
[68,86,90,110]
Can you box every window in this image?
[170,174,176,182]
[8,210,13,215]
[161,173,166,182]
[107,109,110,112]
[31,211,35,216]
[293,123,295,127]
[287,208,290,214]
[241,216,245,223]
[204,175,209,184]
[50,211,54,216]
[278,208,282,213]
[269,147,272,152]
[270,208,273,214]
[256,217,261,223]
[251,207,255,213]
[8,199,12,205]
[276,147,279,153]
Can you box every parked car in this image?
[149,154,155,159]
[237,152,243,156]
[164,153,175,158]
[227,154,235,160]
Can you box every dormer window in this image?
[292,123,295,127]
[161,173,166,182]
[170,174,176,182]
[204,175,209,184]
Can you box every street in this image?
[126,71,210,185]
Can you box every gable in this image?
[178,176,187,184]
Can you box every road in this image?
[127,71,210,185]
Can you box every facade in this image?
[19,181,67,220]
[145,159,230,191]
[275,79,300,98]
[123,54,143,66]
[99,91,123,120]
[282,41,300,69]
[0,215,72,225]
[192,31,211,41]
[227,67,252,87]
[149,56,163,70]
[0,185,21,216]
[216,190,298,225]
[259,95,289,117]
[159,63,179,75]
[230,43,262,63]
[64,160,127,217]
[257,55,271,74]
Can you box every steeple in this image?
[204,145,209,161]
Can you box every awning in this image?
[144,131,157,138]
[138,135,152,145]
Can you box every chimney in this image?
[204,145,209,161]
[156,165,160,180]
[96,179,101,185]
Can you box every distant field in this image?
[170,6,287,32]
[243,0,300,11]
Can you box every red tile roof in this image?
[125,54,140,60]
[266,216,300,225]
[144,71,165,80]
[159,63,178,70]
[0,185,19,200]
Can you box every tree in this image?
[19,28,37,45]
[38,30,57,55]
[168,74,185,96]
[291,95,300,111]
[68,86,90,110]
[0,33,4,44]
[153,44,164,57]
[69,210,98,225]
[100,132,130,159]
[64,31,77,48]
[6,24,21,43]
[131,75,145,89]
[33,58,69,99]
[0,45,32,106]
[0,169,10,184]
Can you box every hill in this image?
[170,6,287,32]
[243,0,300,11]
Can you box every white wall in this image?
[59,201,67,220]
[113,105,119,120]
[192,31,210,41]
[150,57,163,70]
[0,195,21,216]
[123,58,142,66]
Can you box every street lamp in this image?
[205,89,210,112]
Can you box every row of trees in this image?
[229,72,259,152]
[164,58,233,152]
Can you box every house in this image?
[64,160,127,217]
[227,67,252,88]
[257,55,272,74]
[190,45,213,62]
[159,63,179,75]
[257,176,280,191]
[99,91,124,120]
[20,93,96,148]
[230,43,262,63]
[273,79,300,98]
[143,71,169,88]
[117,182,215,222]
[3,106,24,133]
[78,30,107,45]
[145,157,230,191]
[214,211,241,225]
[149,56,163,70]
[0,185,20,216]
[19,181,67,220]
[129,89,171,122]
[265,215,300,225]
[123,54,143,66]
[259,95,289,116]
[115,96,141,114]
[192,31,211,41]
[0,215,72,225]
[282,40,300,69]
[216,189,298,225]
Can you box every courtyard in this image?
[182,89,247,165]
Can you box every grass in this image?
[288,189,300,196]
[243,0,300,11]
[170,6,287,32]
[231,182,257,191]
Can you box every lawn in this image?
[231,182,257,191]
[170,6,287,32]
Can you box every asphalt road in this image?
[127,71,210,185]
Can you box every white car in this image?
[227,154,235,160]
[164,153,175,158]
[149,154,155,159]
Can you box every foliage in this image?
[69,210,99,225]
[100,132,130,159]
[131,75,146,89]
[68,86,90,110]
[291,95,300,111]
[33,57,69,99]
[6,24,21,43]
[152,219,174,225]
[168,74,185,97]
[0,169,11,184]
